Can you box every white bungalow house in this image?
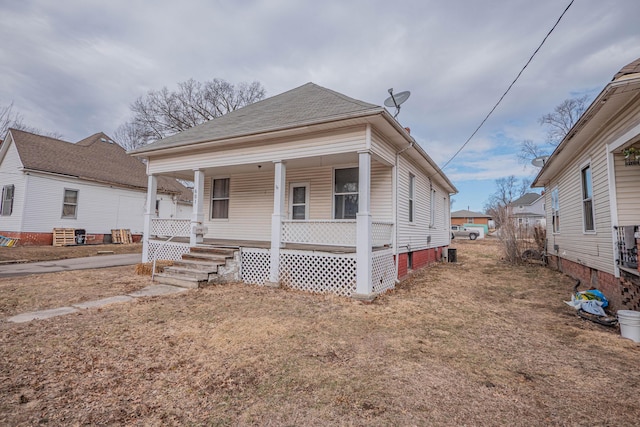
[507,193,545,228]
[131,83,457,300]
[532,57,640,311]
[0,129,190,246]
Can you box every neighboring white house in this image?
[0,129,190,245]
[532,57,640,311]
[131,82,457,300]
[507,193,545,228]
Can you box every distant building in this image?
[451,209,493,228]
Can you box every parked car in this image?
[451,225,479,240]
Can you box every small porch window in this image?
[1,184,14,216]
[290,183,309,220]
[62,189,78,219]
[334,167,358,219]
[211,178,230,219]
[581,165,595,232]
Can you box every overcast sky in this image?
[1,0,639,211]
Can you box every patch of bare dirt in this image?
[0,243,142,263]
[1,239,639,426]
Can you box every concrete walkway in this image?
[0,253,142,278]
[6,284,188,323]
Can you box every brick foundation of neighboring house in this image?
[547,254,640,312]
[396,246,446,280]
[0,231,142,246]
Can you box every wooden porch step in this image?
[182,252,230,263]
[190,246,237,257]
[153,273,202,289]
[162,266,210,281]
[172,258,225,271]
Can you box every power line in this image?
[440,0,575,170]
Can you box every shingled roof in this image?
[7,129,185,194]
[508,193,543,206]
[613,57,640,81]
[133,82,383,153]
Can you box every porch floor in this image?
[153,237,391,254]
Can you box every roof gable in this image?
[133,82,382,152]
[8,129,184,194]
[508,193,542,206]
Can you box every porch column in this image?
[190,169,205,246]
[142,174,157,263]
[354,150,374,300]
[268,161,286,286]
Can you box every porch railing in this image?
[616,225,638,270]
[151,218,191,237]
[281,220,394,247]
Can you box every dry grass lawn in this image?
[1,238,639,426]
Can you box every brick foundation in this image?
[547,254,640,312]
[0,231,142,246]
[396,246,446,281]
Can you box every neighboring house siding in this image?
[546,138,614,275]
[614,153,640,225]
[0,139,26,233]
[20,173,151,235]
[147,127,367,175]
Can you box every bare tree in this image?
[483,175,531,228]
[1,101,63,140]
[518,95,590,166]
[0,101,25,138]
[115,78,266,150]
[539,94,589,145]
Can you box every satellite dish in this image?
[384,88,411,118]
[531,155,550,168]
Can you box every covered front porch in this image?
[141,140,398,298]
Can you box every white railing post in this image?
[142,174,157,263]
[268,161,286,286]
[355,150,373,300]
[190,170,205,246]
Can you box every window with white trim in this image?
[409,174,415,222]
[430,188,436,227]
[581,165,595,232]
[1,184,14,216]
[551,187,560,233]
[211,178,230,219]
[62,189,78,219]
[290,183,309,220]
[334,167,358,219]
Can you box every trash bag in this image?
[574,289,608,308]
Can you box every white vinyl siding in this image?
[545,136,613,275]
[397,156,450,251]
[203,171,273,241]
[20,173,152,234]
[0,137,27,232]
[614,153,640,225]
[148,127,368,175]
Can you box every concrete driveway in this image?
[0,253,142,278]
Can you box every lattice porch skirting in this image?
[240,247,396,297]
[148,240,191,261]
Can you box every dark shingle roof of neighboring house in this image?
[508,193,543,207]
[613,57,640,81]
[451,209,492,218]
[8,129,185,194]
[132,82,383,152]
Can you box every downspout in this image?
[394,139,414,283]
